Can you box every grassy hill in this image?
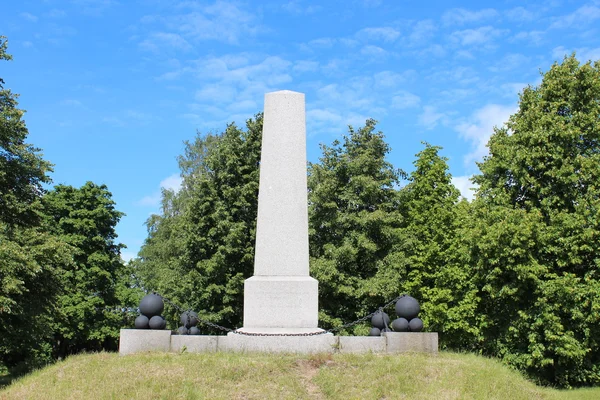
[1,351,599,399]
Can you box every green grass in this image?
[1,351,599,399]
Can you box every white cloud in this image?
[418,106,446,130]
[293,60,319,73]
[553,46,600,63]
[307,37,336,48]
[409,20,436,44]
[488,53,530,72]
[551,5,600,29]
[120,251,138,263]
[512,30,544,45]
[451,26,506,47]
[455,104,516,166]
[282,1,321,14]
[360,45,387,57]
[451,175,478,201]
[137,174,182,208]
[442,8,499,26]
[20,12,38,22]
[60,99,83,107]
[391,91,420,109]
[160,174,182,192]
[373,70,414,87]
[356,27,401,42]
[505,7,535,22]
[139,32,193,52]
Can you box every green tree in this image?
[0,36,73,370]
[136,115,263,331]
[308,119,406,331]
[471,55,600,387]
[389,143,480,348]
[42,182,133,358]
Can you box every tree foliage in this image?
[42,182,134,358]
[308,119,406,331]
[471,55,600,387]
[135,115,263,330]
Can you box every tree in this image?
[0,36,73,370]
[41,182,132,358]
[135,115,263,331]
[308,119,406,331]
[471,55,600,387]
[0,36,52,228]
[390,143,480,348]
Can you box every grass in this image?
[1,351,599,399]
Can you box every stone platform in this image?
[119,329,438,355]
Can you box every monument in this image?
[236,90,322,334]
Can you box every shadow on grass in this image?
[0,371,18,389]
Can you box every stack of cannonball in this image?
[135,293,167,330]
[368,295,423,335]
[369,310,392,336]
[391,295,423,332]
[177,311,201,335]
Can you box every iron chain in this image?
[148,289,402,337]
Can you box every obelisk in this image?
[239,90,321,333]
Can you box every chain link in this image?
[147,288,402,337]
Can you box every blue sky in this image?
[2,0,599,261]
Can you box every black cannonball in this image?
[134,315,150,329]
[371,311,390,329]
[180,311,199,328]
[188,326,201,335]
[408,317,424,332]
[149,315,165,330]
[139,294,164,318]
[177,326,189,335]
[160,318,167,330]
[368,327,381,336]
[391,317,409,332]
[395,295,420,320]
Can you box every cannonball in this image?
[368,327,381,336]
[371,311,390,329]
[395,295,420,320]
[408,317,424,332]
[391,317,409,332]
[149,315,165,330]
[177,326,189,335]
[139,294,164,318]
[134,315,149,329]
[188,326,201,335]
[180,311,199,328]
[160,318,167,330]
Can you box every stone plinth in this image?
[119,329,171,355]
[338,336,386,354]
[384,332,438,354]
[242,276,319,330]
[170,335,219,353]
[225,332,336,353]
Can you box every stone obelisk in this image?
[239,90,321,333]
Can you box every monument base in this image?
[119,330,438,355]
[242,275,319,329]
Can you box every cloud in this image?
[356,27,401,42]
[293,60,319,73]
[282,1,321,15]
[360,45,388,57]
[442,8,499,26]
[455,104,516,166]
[48,9,67,18]
[512,30,544,45]
[450,26,506,47]
[408,20,436,44]
[373,70,414,87]
[71,0,116,16]
[451,175,478,201]
[137,174,182,207]
[418,106,447,130]
[552,46,600,63]
[505,7,535,22]
[120,251,138,263]
[60,99,83,107]
[551,5,600,29]
[391,91,420,109]
[160,174,183,192]
[20,12,38,22]
[139,32,193,53]
[488,53,531,72]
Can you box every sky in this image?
[1,0,599,261]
